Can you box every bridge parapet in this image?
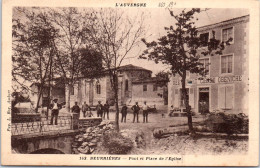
[78,117,102,128]
[11,116,103,154]
[12,115,72,136]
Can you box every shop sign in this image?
[186,79,196,85]
[218,75,242,83]
[198,77,215,84]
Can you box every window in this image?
[221,55,233,74]
[125,79,129,91]
[143,85,147,92]
[153,84,157,91]
[199,58,210,75]
[96,81,101,94]
[200,32,209,46]
[218,85,233,109]
[70,86,74,95]
[222,27,233,43]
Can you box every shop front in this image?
[169,75,247,114]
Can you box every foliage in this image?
[12,8,60,112]
[12,7,105,111]
[154,71,170,87]
[102,131,133,154]
[78,48,104,79]
[204,112,249,134]
[12,8,58,86]
[11,92,31,107]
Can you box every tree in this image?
[154,71,170,87]
[12,7,104,114]
[12,7,58,113]
[155,71,170,105]
[88,8,146,131]
[48,7,94,111]
[140,8,232,134]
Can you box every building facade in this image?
[132,77,167,106]
[69,64,166,107]
[168,15,249,114]
[30,82,65,107]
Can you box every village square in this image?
[11,7,249,155]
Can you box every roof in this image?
[118,64,152,73]
[132,77,167,84]
[197,15,249,32]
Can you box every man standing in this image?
[103,101,110,120]
[121,104,128,123]
[142,101,149,123]
[131,102,140,123]
[96,101,103,117]
[72,102,81,118]
[82,101,89,118]
[50,99,61,125]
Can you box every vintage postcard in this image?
[1,0,259,166]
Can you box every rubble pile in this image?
[72,121,115,154]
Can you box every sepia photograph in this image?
[2,0,259,166]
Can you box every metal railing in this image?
[11,116,72,136]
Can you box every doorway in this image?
[198,87,209,114]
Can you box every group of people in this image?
[96,101,110,119]
[121,101,150,123]
[48,98,151,125]
[71,101,94,118]
[71,100,110,119]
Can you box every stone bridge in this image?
[11,117,102,154]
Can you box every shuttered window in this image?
[125,79,129,91]
[143,85,147,92]
[218,85,234,109]
[221,55,233,74]
[96,81,101,94]
[189,88,194,108]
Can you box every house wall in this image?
[168,15,249,114]
[69,69,153,107]
[131,82,165,106]
[120,70,152,105]
[92,77,107,105]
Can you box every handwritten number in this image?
[158,2,165,7]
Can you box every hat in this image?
[54,98,58,101]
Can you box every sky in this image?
[13,7,250,89]
[122,8,249,76]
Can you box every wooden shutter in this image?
[226,85,234,109]
[189,88,194,108]
[218,86,225,109]
[174,89,179,107]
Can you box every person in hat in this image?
[72,102,80,114]
[131,102,140,123]
[50,98,62,125]
[96,101,103,117]
[103,101,110,120]
[121,104,128,123]
[81,101,89,118]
